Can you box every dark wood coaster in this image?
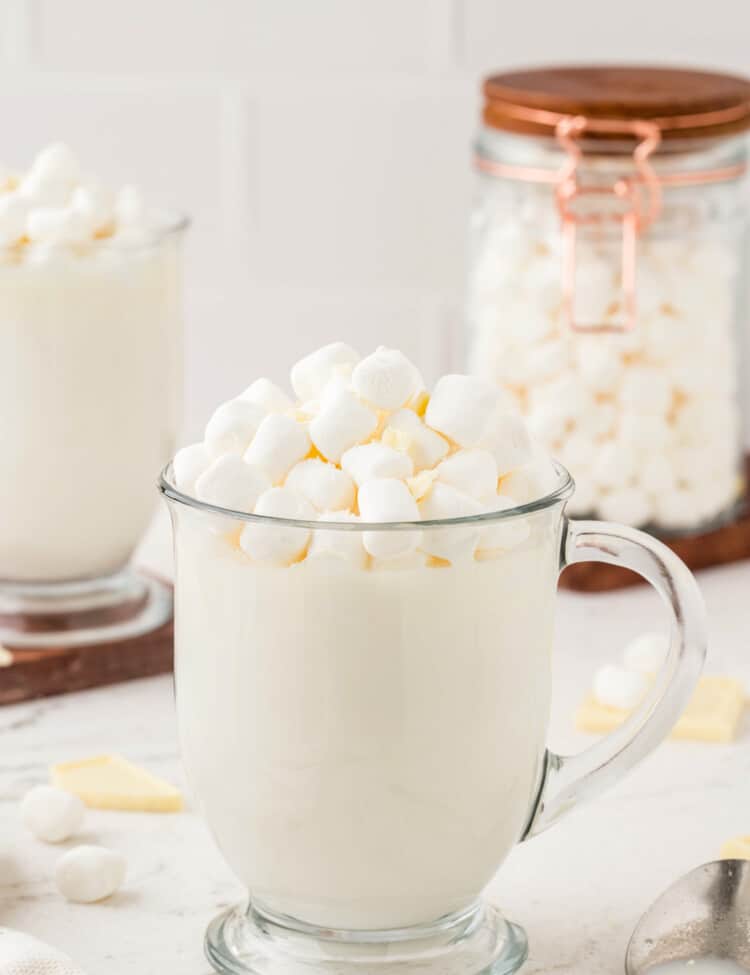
[561,456,750,592]
[0,581,174,706]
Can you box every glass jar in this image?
[467,66,750,534]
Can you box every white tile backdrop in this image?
[0,0,748,438]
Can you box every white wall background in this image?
[1,0,748,439]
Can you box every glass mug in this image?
[0,219,186,648]
[160,460,705,975]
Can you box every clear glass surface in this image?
[0,218,186,646]
[161,462,706,975]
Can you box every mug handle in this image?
[522,518,706,839]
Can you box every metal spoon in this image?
[626,860,750,973]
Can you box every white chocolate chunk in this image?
[593,664,649,710]
[351,346,419,409]
[55,845,126,903]
[204,399,267,458]
[358,479,421,560]
[195,454,270,513]
[309,387,378,462]
[239,377,293,413]
[384,409,449,471]
[436,449,498,502]
[418,482,483,562]
[341,442,413,486]
[425,374,500,446]
[623,631,669,674]
[240,487,315,565]
[21,785,84,843]
[244,413,311,484]
[307,510,368,568]
[285,458,355,512]
[172,443,211,495]
[290,342,360,401]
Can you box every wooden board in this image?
[0,583,173,706]
[561,457,750,592]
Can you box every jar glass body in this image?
[467,128,749,533]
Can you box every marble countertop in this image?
[2,513,749,975]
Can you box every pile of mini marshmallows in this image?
[0,143,153,258]
[592,631,669,709]
[173,343,556,568]
[469,225,743,531]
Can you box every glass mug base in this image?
[205,901,528,975]
[0,567,173,648]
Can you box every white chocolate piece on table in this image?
[55,845,126,903]
[623,631,669,673]
[593,664,649,710]
[20,785,85,843]
[51,754,183,811]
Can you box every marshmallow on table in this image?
[418,482,483,562]
[55,845,126,903]
[623,631,669,674]
[240,487,315,565]
[593,664,649,710]
[172,442,211,495]
[195,454,270,513]
[436,449,498,502]
[21,785,84,843]
[306,510,368,568]
[383,408,449,471]
[309,386,378,463]
[425,374,502,446]
[341,442,413,486]
[351,346,419,409]
[358,479,421,560]
[290,342,360,401]
[244,413,311,484]
[240,377,293,414]
[285,458,355,512]
[204,399,267,458]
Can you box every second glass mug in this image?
[161,461,705,975]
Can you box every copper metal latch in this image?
[554,115,663,334]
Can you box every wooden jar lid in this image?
[483,65,750,142]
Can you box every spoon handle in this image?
[522,518,706,838]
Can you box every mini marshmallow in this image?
[114,184,146,226]
[21,785,84,843]
[623,631,669,674]
[19,143,80,206]
[244,413,311,484]
[529,377,591,425]
[290,342,360,401]
[55,845,126,903]
[638,453,677,495]
[522,338,570,383]
[618,412,671,450]
[478,494,531,552]
[239,377,293,414]
[436,449,498,502]
[172,442,211,495]
[619,366,673,416]
[240,487,315,565]
[574,402,617,441]
[525,402,568,445]
[425,374,500,446]
[204,399,267,458]
[306,510,368,568]
[285,458,355,512]
[383,409,449,471]
[479,409,533,474]
[498,454,559,503]
[597,486,654,526]
[653,486,703,530]
[593,664,649,710]
[564,474,598,517]
[309,387,378,463]
[418,482,483,562]
[70,185,114,234]
[557,431,596,472]
[351,346,419,409]
[341,442,413,486]
[574,338,624,393]
[591,441,639,490]
[195,454,270,513]
[26,206,89,246]
[0,193,30,245]
[358,479,421,560]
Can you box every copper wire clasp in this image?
[555,115,662,333]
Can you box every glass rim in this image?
[158,459,575,532]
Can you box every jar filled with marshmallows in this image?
[467,66,750,533]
